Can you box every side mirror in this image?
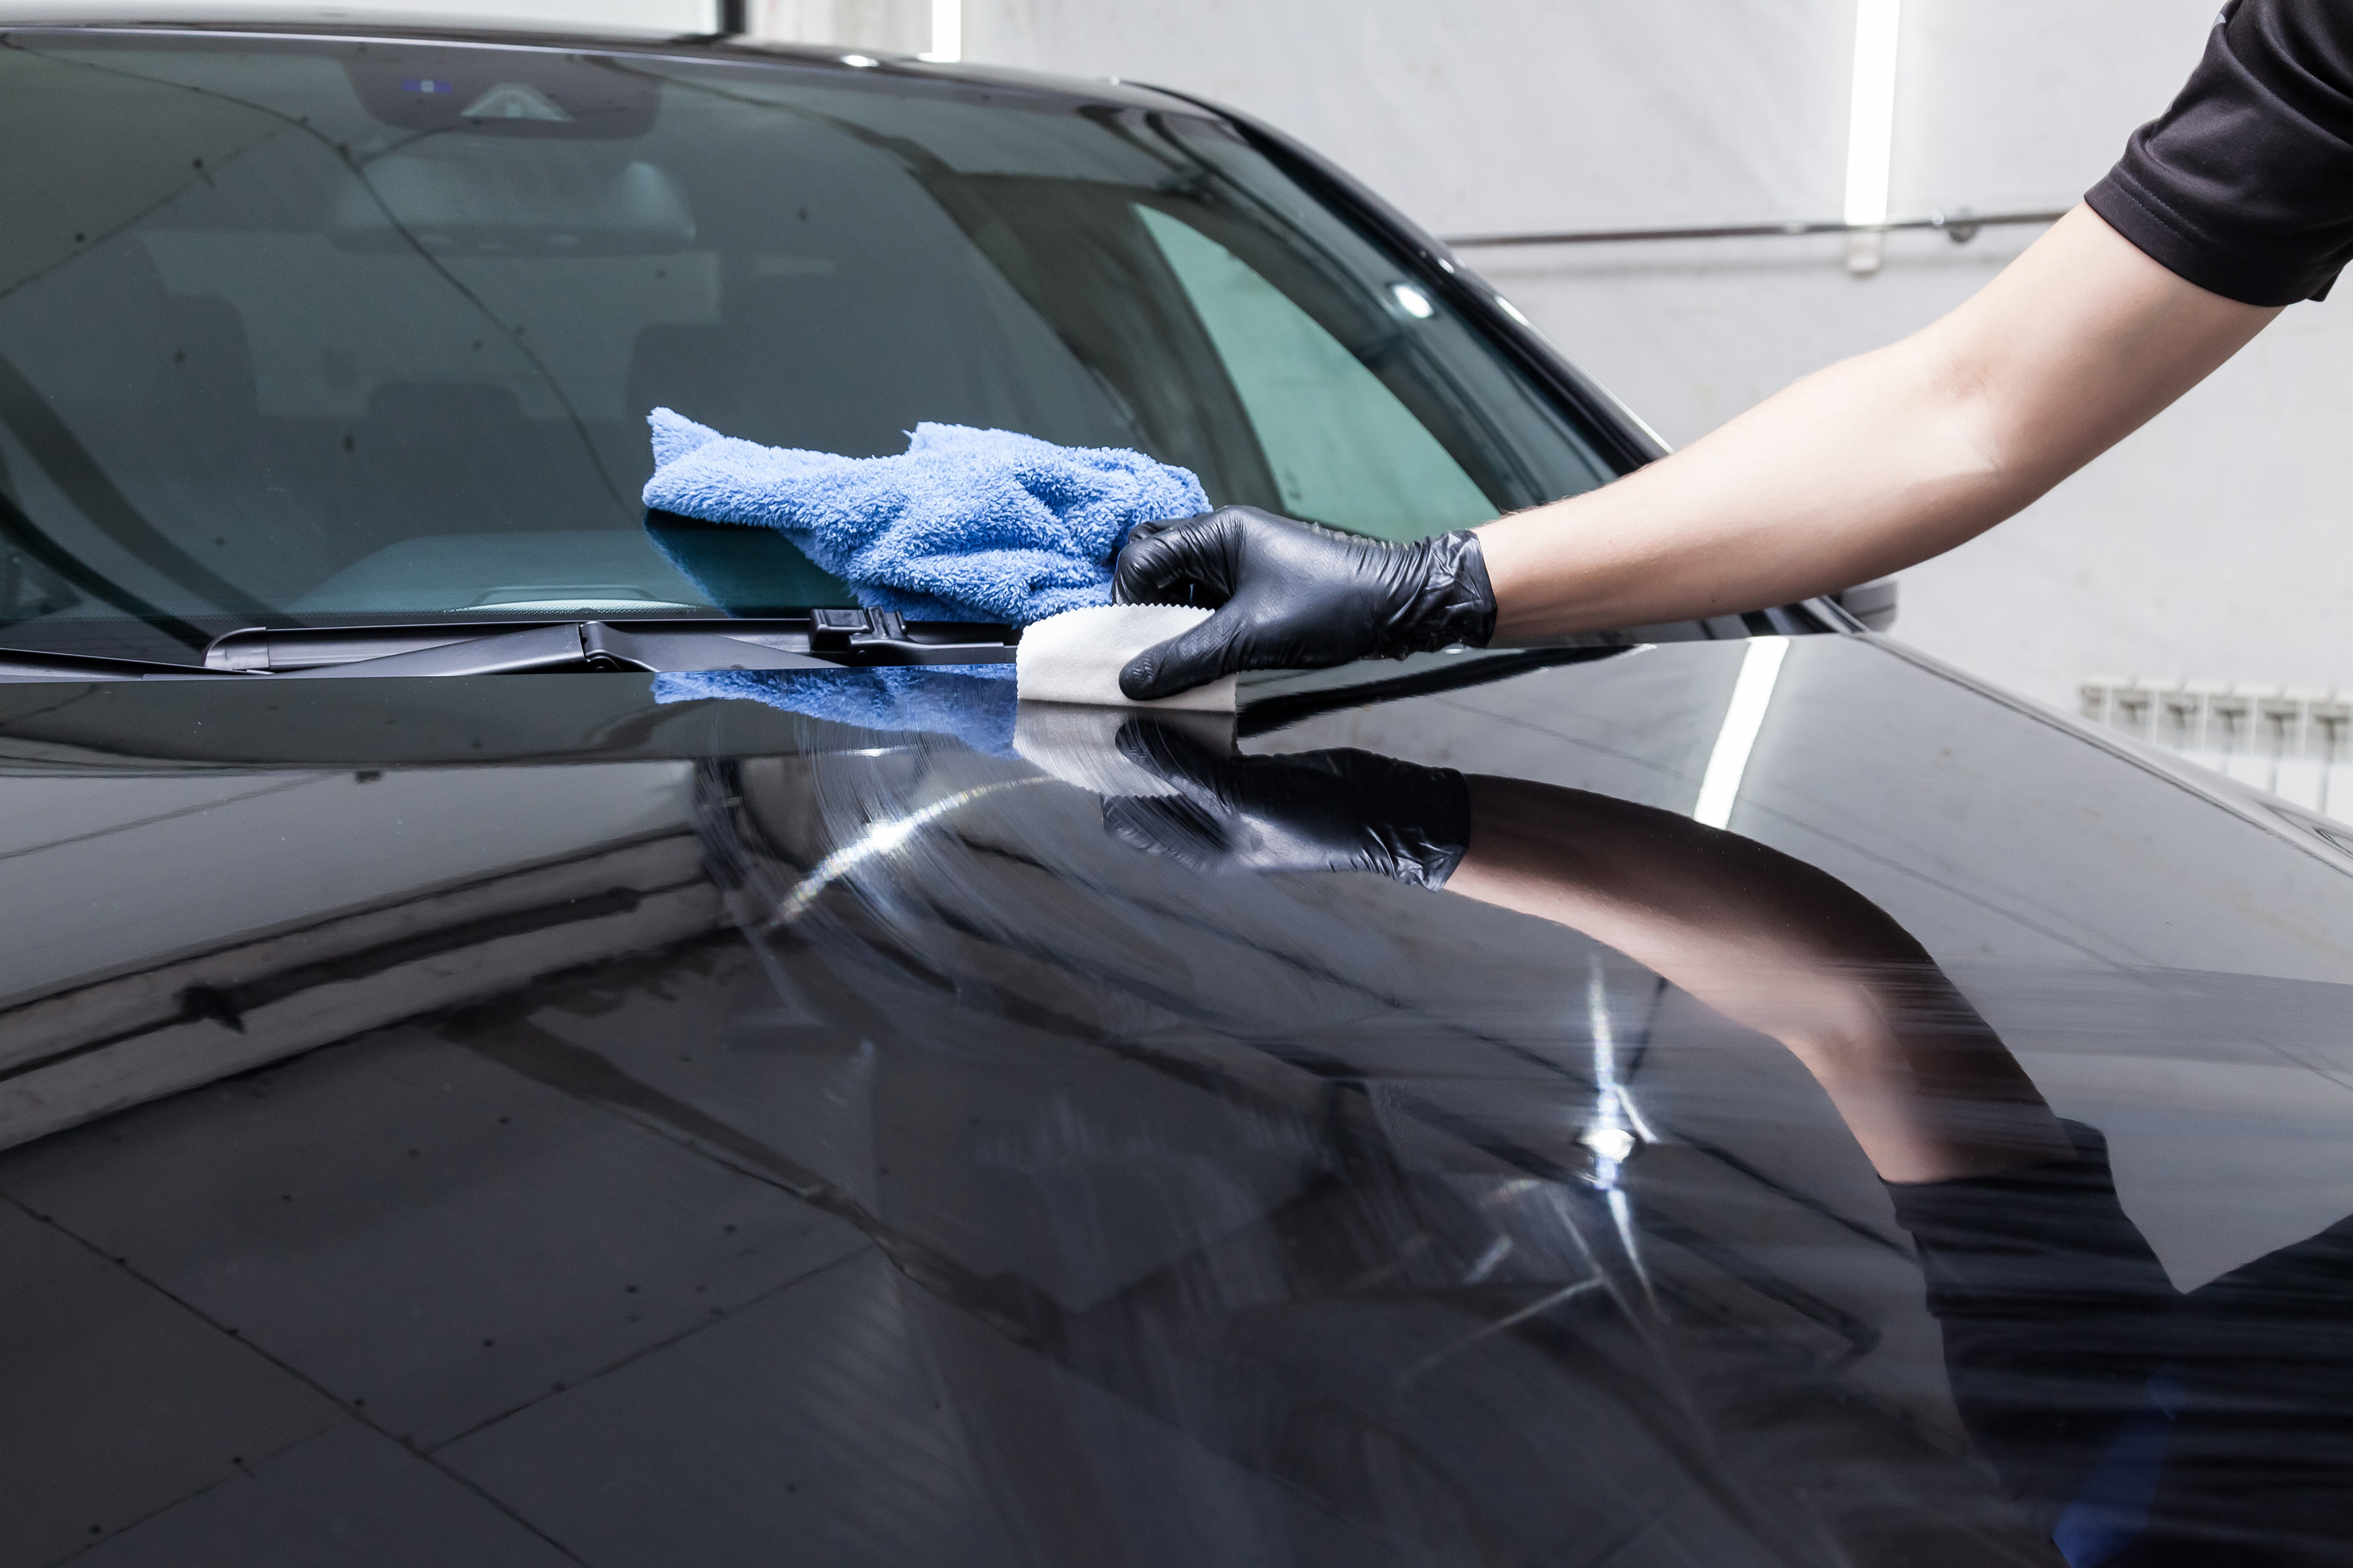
[1832,578,1898,631]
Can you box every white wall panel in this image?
[970,0,1853,235]
[1892,0,2216,216]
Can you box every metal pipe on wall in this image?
[1443,209,2068,249]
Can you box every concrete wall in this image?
[936,0,2352,713]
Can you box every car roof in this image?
[0,9,1209,114]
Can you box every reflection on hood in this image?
[654,664,1019,757]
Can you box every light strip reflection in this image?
[1693,636,1788,830]
[775,778,1042,924]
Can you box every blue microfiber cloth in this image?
[641,409,1209,623]
[654,665,1020,757]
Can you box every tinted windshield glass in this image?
[0,33,1612,659]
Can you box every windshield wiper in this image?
[0,644,217,680]
[204,610,1022,677]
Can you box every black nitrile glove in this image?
[1112,506,1497,701]
[1101,720,1472,889]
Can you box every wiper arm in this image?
[207,610,1022,677]
[268,620,836,679]
[272,622,631,679]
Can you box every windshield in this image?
[0,32,1614,662]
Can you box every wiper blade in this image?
[206,610,1022,677]
[0,644,213,680]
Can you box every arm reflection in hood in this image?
[1103,719,2073,1184]
[1103,721,2353,1560]
[1447,775,2073,1185]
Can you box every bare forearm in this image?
[1478,346,1990,633]
[1478,206,2280,638]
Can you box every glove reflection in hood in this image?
[1099,718,1471,889]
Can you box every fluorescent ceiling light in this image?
[919,0,961,63]
[1692,636,1788,829]
[1843,0,1901,228]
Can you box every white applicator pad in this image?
[1013,604,1239,712]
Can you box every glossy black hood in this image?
[5,635,2352,1565]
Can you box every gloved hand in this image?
[1101,720,1472,889]
[1111,506,1497,700]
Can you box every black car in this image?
[3,21,2351,1568]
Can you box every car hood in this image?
[4,632,2351,1561]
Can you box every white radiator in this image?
[2080,677,2353,823]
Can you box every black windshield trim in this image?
[1132,85,1667,479]
[1237,646,1639,737]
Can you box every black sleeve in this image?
[2085,0,2353,305]
[1884,1122,2181,1532]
